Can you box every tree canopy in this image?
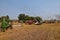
[18,13,42,22]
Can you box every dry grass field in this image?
[0,23,60,40]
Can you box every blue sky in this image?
[0,0,60,20]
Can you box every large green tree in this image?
[18,14,25,20]
[18,14,26,22]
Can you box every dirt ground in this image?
[0,23,60,40]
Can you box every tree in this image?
[25,15,30,20]
[0,17,1,22]
[18,14,26,22]
[6,15,10,22]
[35,16,42,22]
[18,13,42,23]
[18,14,25,20]
[29,16,34,20]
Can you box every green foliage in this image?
[0,17,1,22]
[35,16,42,22]
[29,16,34,20]
[0,15,10,32]
[25,15,30,20]
[36,16,41,20]
[18,14,25,20]
[18,14,26,22]
[18,13,42,23]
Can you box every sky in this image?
[0,0,60,20]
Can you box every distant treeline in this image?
[0,14,42,23]
[18,14,42,22]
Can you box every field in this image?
[0,23,60,40]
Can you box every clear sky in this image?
[0,0,60,20]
